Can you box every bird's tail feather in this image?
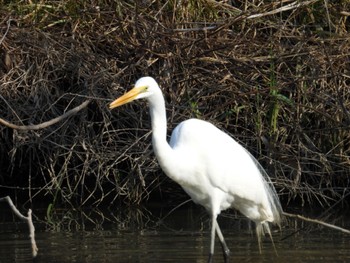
[242,146,283,225]
[256,222,278,255]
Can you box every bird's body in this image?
[169,118,277,222]
[109,77,282,262]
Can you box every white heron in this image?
[109,77,282,262]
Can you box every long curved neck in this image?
[149,94,167,143]
[148,93,176,177]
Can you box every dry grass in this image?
[0,0,349,212]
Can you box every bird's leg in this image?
[207,214,217,263]
[215,221,230,262]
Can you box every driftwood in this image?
[0,196,38,258]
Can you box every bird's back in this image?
[169,118,282,225]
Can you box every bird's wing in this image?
[170,118,262,195]
[170,118,282,223]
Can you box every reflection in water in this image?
[0,204,349,263]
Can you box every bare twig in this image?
[0,196,38,257]
[0,18,13,45]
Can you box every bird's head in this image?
[109,77,159,109]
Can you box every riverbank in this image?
[0,1,349,210]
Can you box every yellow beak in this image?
[109,86,145,109]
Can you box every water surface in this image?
[0,204,349,263]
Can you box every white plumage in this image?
[109,76,282,262]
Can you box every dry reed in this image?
[0,1,349,211]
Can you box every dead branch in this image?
[0,99,90,130]
[247,0,321,19]
[283,212,350,235]
[0,196,38,257]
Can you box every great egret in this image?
[109,77,282,262]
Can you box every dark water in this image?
[0,204,349,263]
